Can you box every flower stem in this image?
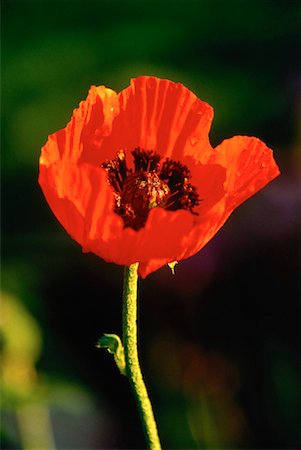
[122,263,162,450]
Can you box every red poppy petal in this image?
[179,200,232,262]
[39,158,118,249]
[180,156,227,216]
[84,207,196,267]
[210,136,280,209]
[139,201,229,276]
[138,194,235,278]
[138,259,171,278]
[40,85,119,169]
[162,136,280,265]
[39,164,86,244]
[136,207,195,260]
[79,86,119,165]
[100,76,214,165]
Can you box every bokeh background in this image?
[2,0,301,449]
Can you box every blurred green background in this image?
[2,0,300,449]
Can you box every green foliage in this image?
[97,333,126,375]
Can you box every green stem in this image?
[122,263,162,450]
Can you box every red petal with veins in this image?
[39,76,280,278]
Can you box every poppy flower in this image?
[39,76,280,278]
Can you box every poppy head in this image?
[39,76,280,277]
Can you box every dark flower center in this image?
[101,148,199,231]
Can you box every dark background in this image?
[2,1,300,449]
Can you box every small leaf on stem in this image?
[97,333,126,375]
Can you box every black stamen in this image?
[102,150,131,193]
[160,159,199,212]
[132,147,161,172]
[101,148,200,230]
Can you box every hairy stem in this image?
[122,263,162,450]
